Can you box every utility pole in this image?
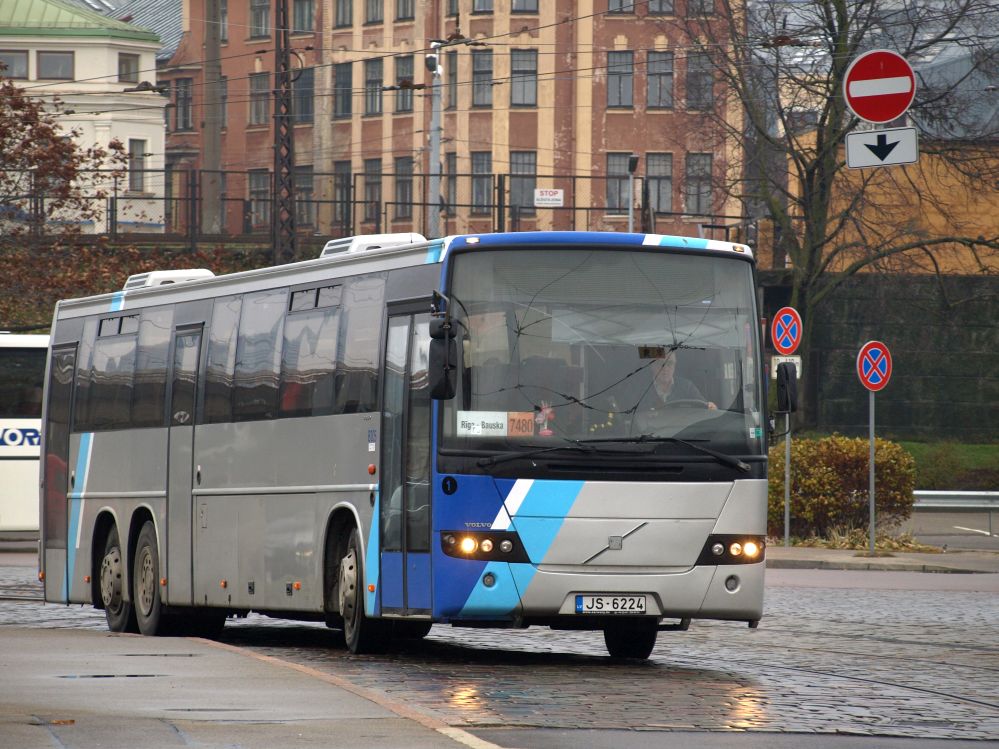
[201,0,223,235]
[426,42,443,239]
[272,0,296,265]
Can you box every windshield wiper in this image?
[574,435,751,473]
[476,440,599,468]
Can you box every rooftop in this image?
[0,0,158,44]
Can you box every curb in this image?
[766,559,987,574]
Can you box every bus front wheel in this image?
[100,526,137,633]
[603,619,658,659]
[339,529,385,654]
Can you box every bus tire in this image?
[99,526,138,633]
[133,521,166,636]
[340,529,385,654]
[603,619,658,659]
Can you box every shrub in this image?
[768,434,916,538]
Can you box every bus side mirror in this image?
[429,318,457,400]
[775,362,798,413]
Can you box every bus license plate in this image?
[575,595,647,614]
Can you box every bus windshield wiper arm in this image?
[575,435,751,473]
[476,441,598,468]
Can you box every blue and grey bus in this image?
[40,231,770,658]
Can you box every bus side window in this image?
[233,288,287,421]
[334,275,385,414]
[204,296,242,424]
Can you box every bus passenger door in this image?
[379,312,432,616]
[166,326,202,605]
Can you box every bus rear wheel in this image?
[340,529,385,654]
[603,619,659,659]
[133,521,166,636]
[100,526,137,633]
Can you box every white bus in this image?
[1,334,48,535]
[41,232,783,658]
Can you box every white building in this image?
[0,0,167,233]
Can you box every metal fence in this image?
[2,167,757,249]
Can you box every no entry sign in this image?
[844,50,916,124]
[771,306,802,355]
[857,340,893,391]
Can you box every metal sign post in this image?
[771,307,802,548]
[857,340,893,555]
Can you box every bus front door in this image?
[166,326,202,605]
[379,312,432,616]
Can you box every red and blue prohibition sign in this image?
[857,340,893,392]
[770,307,802,355]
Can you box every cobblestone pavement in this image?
[2,564,997,741]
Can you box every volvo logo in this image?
[0,428,41,447]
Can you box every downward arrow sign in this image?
[865,133,899,161]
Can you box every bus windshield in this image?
[440,246,764,461]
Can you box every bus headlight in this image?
[441,531,528,562]
[696,535,766,566]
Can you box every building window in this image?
[447,0,458,14]
[334,62,352,118]
[333,161,352,228]
[249,170,271,226]
[510,151,537,218]
[37,51,73,80]
[293,67,314,123]
[473,0,493,11]
[649,0,673,13]
[395,56,414,112]
[510,49,537,107]
[366,0,383,23]
[607,51,633,108]
[250,0,270,37]
[250,72,270,125]
[220,0,228,40]
[446,50,458,109]
[512,0,538,10]
[295,166,315,226]
[363,159,382,222]
[472,49,493,107]
[394,157,413,219]
[335,0,352,27]
[471,151,492,214]
[445,152,457,216]
[293,0,314,32]
[118,53,140,83]
[365,59,383,114]
[608,0,635,13]
[175,78,193,130]
[687,0,713,15]
[684,153,712,214]
[647,153,672,213]
[686,52,714,110]
[128,139,146,192]
[397,0,414,19]
[647,51,674,109]
[0,50,28,79]
[606,153,631,215]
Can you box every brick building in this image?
[162,0,744,240]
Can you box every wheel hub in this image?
[137,547,155,617]
[100,547,123,611]
[338,547,357,620]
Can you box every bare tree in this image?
[657,0,999,422]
